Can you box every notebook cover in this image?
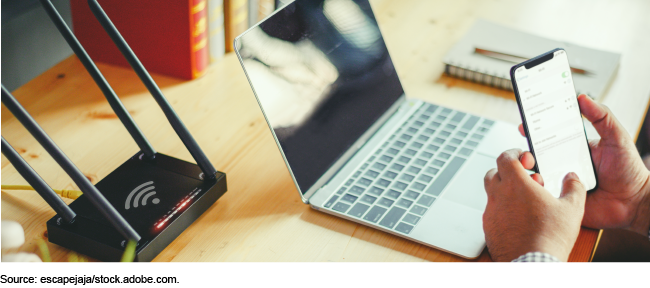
[443,19,620,99]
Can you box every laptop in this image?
[234,0,527,258]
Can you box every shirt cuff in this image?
[512,252,560,262]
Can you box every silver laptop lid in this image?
[234,0,405,201]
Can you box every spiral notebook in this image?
[443,19,620,99]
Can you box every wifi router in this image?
[47,152,227,262]
[0,0,228,262]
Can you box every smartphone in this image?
[510,48,597,197]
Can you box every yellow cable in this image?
[1,185,83,200]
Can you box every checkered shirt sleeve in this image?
[512,252,560,262]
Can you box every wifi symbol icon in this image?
[125,181,160,210]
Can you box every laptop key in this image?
[386,148,399,155]
[386,189,401,199]
[357,177,372,187]
[444,145,457,152]
[376,179,391,188]
[410,205,427,216]
[425,167,439,175]
[400,134,412,141]
[426,105,438,112]
[417,135,430,142]
[404,149,417,156]
[410,142,423,149]
[349,186,365,195]
[361,194,377,205]
[400,174,415,182]
[413,120,424,127]
[459,148,473,157]
[439,131,451,138]
[332,202,351,213]
[383,171,397,180]
[411,182,426,192]
[483,119,495,126]
[379,155,393,163]
[390,163,405,171]
[403,214,421,225]
[345,179,354,186]
[353,171,361,178]
[471,134,484,140]
[463,116,480,130]
[365,170,380,179]
[430,121,441,128]
[438,152,451,160]
[393,181,408,191]
[425,157,466,196]
[432,160,445,167]
[456,131,468,138]
[364,206,387,223]
[393,140,406,148]
[397,198,413,208]
[348,203,371,218]
[379,207,407,229]
[418,174,433,183]
[407,127,418,134]
[372,162,387,171]
[324,196,338,208]
[378,197,394,207]
[360,163,368,170]
[423,128,435,136]
[420,151,433,160]
[433,138,445,144]
[426,144,440,152]
[407,166,421,174]
[417,195,436,207]
[395,222,414,234]
[405,190,420,200]
[451,112,467,123]
[397,156,411,164]
[368,186,384,196]
[445,124,457,130]
[414,159,427,166]
[336,187,346,194]
[450,138,462,145]
[341,194,358,204]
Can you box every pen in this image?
[474,47,591,75]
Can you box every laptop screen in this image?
[235,0,404,194]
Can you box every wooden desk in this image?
[3,0,650,262]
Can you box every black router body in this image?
[46,153,227,262]
[1,0,227,262]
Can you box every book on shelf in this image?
[71,0,209,80]
[248,0,275,27]
[208,0,226,63]
[224,0,248,52]
[443,19,620,99]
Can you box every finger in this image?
[577,94,625,142]
[531,173,544,186]
[519,151,536,170]
[484,168,500,199]
[559,172,587,206]
[496,149,530,179]
[518,124,525,137]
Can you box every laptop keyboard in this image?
[323,103,494,235]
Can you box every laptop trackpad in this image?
[440,153,496,211]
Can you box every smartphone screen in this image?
[512,49,597,197]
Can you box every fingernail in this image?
[564,172,578,180]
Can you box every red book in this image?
[71,0,209,80]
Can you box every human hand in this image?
[518,95,650,237]
[483,149,586,261]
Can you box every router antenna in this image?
[1,85,141,242]
[87,0,218,180]
[38,0,156,161]
[1,137,76,224]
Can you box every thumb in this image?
[577,94,624,142]
[559,172,587,206]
